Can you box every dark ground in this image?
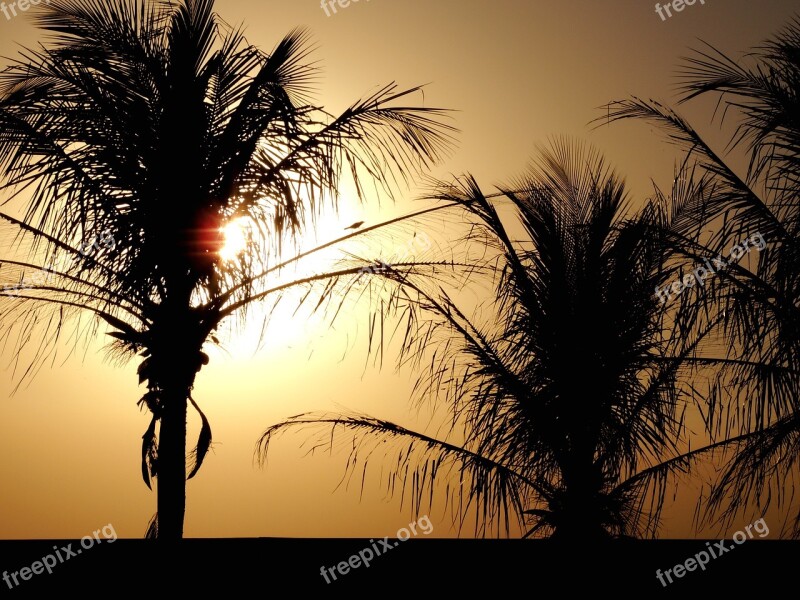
[0,538,791,595]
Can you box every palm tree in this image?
[258,141,710,540]
[0,0,455,539]
[603,16,800,533]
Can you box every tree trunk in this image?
[553,439,609,541]
[148,283,207,540]
[157,385,188,540]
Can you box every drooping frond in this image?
[257,412,531,537]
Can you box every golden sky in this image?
[0,0,796,539]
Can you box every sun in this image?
[212,197,366,354]
[219,217,251,261]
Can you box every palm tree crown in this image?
[605,16,800,533]
[0,0,455,538]
[259,142,701,540]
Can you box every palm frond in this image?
[257,412,532,537]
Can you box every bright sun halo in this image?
[219,218,250,261]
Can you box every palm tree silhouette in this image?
[0,0,455,539]
[604,17,800,534]
[258,141,710,540]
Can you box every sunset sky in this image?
[0,0,796,540]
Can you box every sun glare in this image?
[214,198,369,355]
[220,218,251,261]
